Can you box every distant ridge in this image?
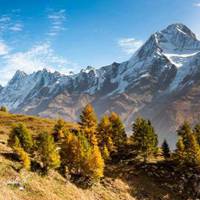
[1,23,200,147]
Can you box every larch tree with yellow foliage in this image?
[186,133,200,165]
[36,132,60,174]
[174,137,185,164]
[60,131,91,175]
[86,145,104,180]
[15,147,31,170]
[79,104,98,146]
[97,115,115,154]
[8,123,33,153]
[109,112,127,150]
[53,119,66,142]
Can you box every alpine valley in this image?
[1,23,200,147]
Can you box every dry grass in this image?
[0,111,178,200]
[0,111,78,142]
[0,153,135,200]
[0,111,135,200]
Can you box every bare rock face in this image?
[0,23,200,147]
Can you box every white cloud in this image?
[0,43,78,85]
[0,16,10,23]
[47,9,66,37]
[0,11,78,86]
[194,2,200,7]
[0,13,23,33]
[0,40,9,56]
[118,38,143,55]
[9,23,23,32]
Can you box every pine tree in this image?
[109,112,127,149]
[79,104,98,146]
[132,117,158,162]
[162,139,170,159]
[8,123,33,153]
[86,145,104,180]
[37,132,60,174]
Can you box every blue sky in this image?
[0,0,200,85]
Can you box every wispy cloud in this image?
[47,9,67,37]
[0,40,9,56]
[118,38,143,55]
[194,2,200,7]
[0,16,11,23]
[0,13,23,33]
[0,10,78,85]
[9,23,23,32]
[0,43,78,85]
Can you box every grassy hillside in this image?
[0,111,179,200]
[0,111,77,141]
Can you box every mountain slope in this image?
[0,23,200,147]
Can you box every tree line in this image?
[6,104,200,184]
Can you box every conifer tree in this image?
[60,131,104,180]
[79,104,98,128]
[109,112,127,149]
[60,132,91,174]
[177,121,192,150]
[8,123,33,153]
[194,123,200,145]
[86,145,104,180]
[15,147,31,170]
[132,117,158,162]
[186,134,200,165]
[0,106,7,112]
[175,123,200,166]
[97,115,115,153]
[37,132,60,174]
[175,137,185,164]
[162,139,170,159]
[60,132,78,173]
[102,145,110,160]
[79,104,98,145]
[53,119,66,142]
[97,115,110,145]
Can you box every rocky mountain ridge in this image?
[1,23,200,147]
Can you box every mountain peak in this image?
[9,70,27,85]
[15,70,27,77]
[156,23,200,52]
[136,23,200,59]
[81,66,96,73]
[161,23,198,40]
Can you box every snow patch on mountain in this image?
[0,23,200,113]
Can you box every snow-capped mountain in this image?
[1,23,200,147]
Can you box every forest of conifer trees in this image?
[6,104,200,188]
